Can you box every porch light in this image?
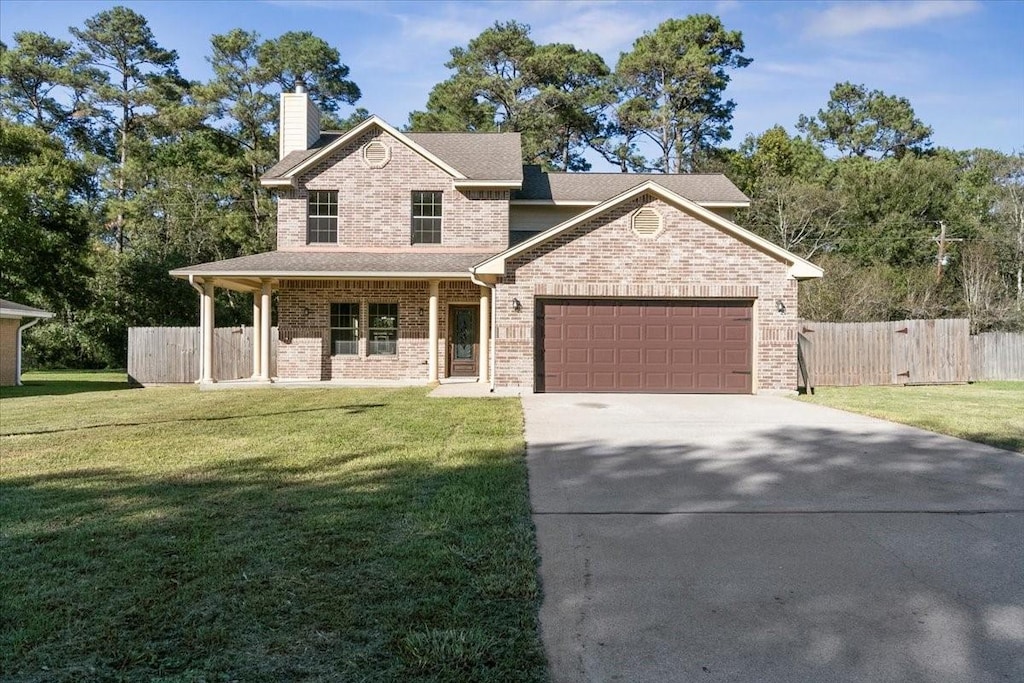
[775,299,786,314]
[512,297,522,312]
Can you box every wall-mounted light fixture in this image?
[511,297,522,312]
[775,299,786,314]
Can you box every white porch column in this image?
[427,280,439,382]
[251,290,262,379]
[201,281,215,383]
[478,285,490,384]
[260,280,272,381]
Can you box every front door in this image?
[449,306,479,377]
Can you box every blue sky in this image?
[3,0,1022,167]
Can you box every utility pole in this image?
[933,220,964,281]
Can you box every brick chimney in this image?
[278,79,321,159]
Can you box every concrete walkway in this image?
[523,393,1024,683]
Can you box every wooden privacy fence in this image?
[798,318,971,387]
[128,326,278,385]
[971,332,1024,381]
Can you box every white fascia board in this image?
[509,199,749,208]
[282,116,467,180]
[699,200,750,208]
[171,271,474,280]
[260,178,296,188]
[0,308,54,319]
[509,199,599,206]
[453,180,522,189]
[474,181,822,278]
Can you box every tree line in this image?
[1,8,1021,368]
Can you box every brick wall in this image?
[277,128,509,251]
[0,318,19,386]
[276,278,481,381]
[492,194,800,392]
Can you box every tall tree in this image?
[614,15,751,173]
[0,32,103,146]
[409,21,611,170]
[70,5,187,253]
[256,31,360,115]
[797,82,933,159]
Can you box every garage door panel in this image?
[538,299,752,393]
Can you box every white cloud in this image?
[806,0,978,38]
[533,6,652,57]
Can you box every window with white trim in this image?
[368,303,398,355]
[411,191,442,244]
[330,303,358,355]
[307,190,338,243]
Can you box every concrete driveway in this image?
[523,394,1024,683]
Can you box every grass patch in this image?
[0,375,547,682]
[797,381,1024,453]
[0,370,130,398]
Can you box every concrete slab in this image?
[524,394,1024,683]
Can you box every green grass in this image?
[797,381,1024,453]
[0,369,130,398]
[0,374,547,682]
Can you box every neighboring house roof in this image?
[0,299,54,319]
[513,165,749,206]
[170,250,496,289]
[474,181,822,280]
[260,116,523,186]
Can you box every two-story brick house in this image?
[172,86,822,393]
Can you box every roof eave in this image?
[0,308,54,319]
[170,270,475,280]
[453,179,523,189]
[260,177,296,188]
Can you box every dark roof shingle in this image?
[514,165,748,204]
[170,251,495,277]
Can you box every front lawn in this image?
[0,376,547,682]
[797,381,1024,453]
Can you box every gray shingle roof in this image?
[262,133,344,179]
[514,165,749,204]
[170,251,495,277]
[0,299,53,318]
[406,132,522,182]
[261,128,523,182]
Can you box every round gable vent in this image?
[362,140,391,168]
[631,207,663,238]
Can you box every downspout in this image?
[188,275,205,384]
[469,270,497,393]
[15,318,42,386]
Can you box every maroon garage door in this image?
[537,299,753,393]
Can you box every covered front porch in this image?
[170,250,500,386]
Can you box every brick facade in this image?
[0,318,19,386]
[276,278,481,381]
[491,194,799,392]
[277,128,509,252]
[264,126,805,392]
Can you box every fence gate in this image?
[799,319,970,387]
[128,326,278,385]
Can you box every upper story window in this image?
[411,191,442,244]
[307,190,338,244]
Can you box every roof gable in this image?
[473,181,823,280]
[261,116,467,186]
[261,117,524,187]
